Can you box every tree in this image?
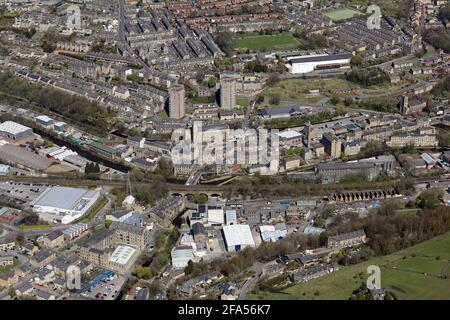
[15,232,25,246]
[267,73,280,86]
[268,94,280,105]
[130,167,145,182]
[193,193,208,204]
[330,95,342,105]
[359,141,384,157]
[22,212,39,225]
[184,260,194,275]
[344,97,354,107]
[215,32,233,54]
[416,189,443,209]
[351,56,364,67]
[423,27,450,53]
[133,266,151,279]
[84,162,100,180]
[346,68,390,87]
[402,144,417,154]
[148,280,164,297]
[40,30,59,53]
[156,158,173,178]
[207,76,217,88]
[306,33,328,49]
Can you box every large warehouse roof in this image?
[31,186,99,210]
[289,53,353,64]
[108,245,137,265]
[0,121,32,135]
[222,224,255,247]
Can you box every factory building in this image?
[222,224,256,252]
[171,245,195,269]
[0,121,33,140]
[322,132,342,159]
[288,53,352,74]
[35,115,54,127]
[316,162,381,183]
[30,186,101,224]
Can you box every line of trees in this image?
[346,68,390,87]
[0,71,115,132]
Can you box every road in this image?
[243,100,256,129]
[118,0,153,74]
[185,167,207,186]
[238,262,265,300]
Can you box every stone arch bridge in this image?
[329,188,398,203]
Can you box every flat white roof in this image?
[31,186,99,211]
[0,121,32,135]
[108,245,137,265]
[277,130,302,139]
[222,224,255,247]
[36,115,53,122]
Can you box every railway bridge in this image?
[329,188,398,203]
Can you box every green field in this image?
[325,9,364,21]
[262,78,358,106]
[232,33,300,52]
[19,224,52,231]
[249,232,450,300]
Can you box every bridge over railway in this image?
[329,188,399,203]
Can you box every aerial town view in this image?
[0,0,450,307]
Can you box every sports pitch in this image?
[232,32,300,52]
[325,9,363,21]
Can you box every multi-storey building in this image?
[322,132,342,159]
[169,84,185,119]
[220,78,236,110]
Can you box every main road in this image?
[118,0,154,74]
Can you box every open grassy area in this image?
[232,32,300,52]
[249,232,450,300]
[20,224,52,231]
[158,111,169,119]
[263,78,358,104]
[325,8,364,21]
[263,76,409,106]
[237,97,249,107]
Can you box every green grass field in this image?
[249,232,450,300]
[325,9,363,21]
[232,33,300,52]
[19,224,52,231]
[263,78,358,106]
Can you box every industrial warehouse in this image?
[0,121,33,140]
[287,53,353,74]
[222,224,256,252]
[30,186,102,224]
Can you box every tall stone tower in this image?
[400,95,409,115]
[220,78,236,110]
[169,84,185,119]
